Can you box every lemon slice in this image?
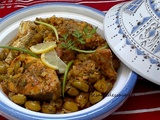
[41,49,67,73]
[30,41,57,54]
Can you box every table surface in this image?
[0,0,160,120]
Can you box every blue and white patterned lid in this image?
[104,0,160,85]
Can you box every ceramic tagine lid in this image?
[104,0,160,85]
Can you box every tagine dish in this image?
[0,16,120,114]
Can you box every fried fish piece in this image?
[91,49,117,79]
[5,21,36,64]
[3,55,61,101]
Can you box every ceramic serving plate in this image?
[0,3,137,120]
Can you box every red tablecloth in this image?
[0,0,160,120]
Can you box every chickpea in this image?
[63,101,78,112]
[25,101,41,112]
[11,94,27,105]
[75,92,89,108]
[72,81,89,92]
[89,91,103,104]
[41,102,56,114]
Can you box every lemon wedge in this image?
[41,49,67,73]
[30,41,57,54]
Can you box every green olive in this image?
[94,79,108,93]
[11,94,27,105]
[89,91,103,104]
[75,92,89,108]
[63,101,78,112]
[41,102,56,114]
[72,81,89,92]
[66,85,79,96]
[25,101,41,112]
